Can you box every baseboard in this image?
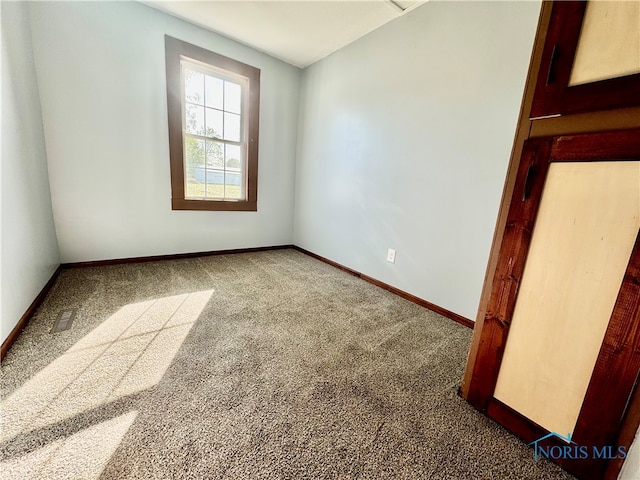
[292,246,474,329]
[1,265,63,361]
[62,244,295,268]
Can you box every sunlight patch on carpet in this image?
[0,290,213,443]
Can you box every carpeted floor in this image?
[0,249,573,479]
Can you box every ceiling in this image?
[143,1,426,68]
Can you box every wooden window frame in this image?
[466,128,640,479]
[165,35,260,211]
[530,1,640,119]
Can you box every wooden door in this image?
[466,129,640,479]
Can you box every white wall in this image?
[28,1,300,263]
[18,0,539,320]
[1,1,60,341]
[619,426,640,480]
[294,1,540,319]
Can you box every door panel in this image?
[465,129,640,479]
[493,161,640,435]
[569,1,640,86]
[530,1,640,117]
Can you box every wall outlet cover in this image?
[387,248,396,263]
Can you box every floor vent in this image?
[51,309,76,333]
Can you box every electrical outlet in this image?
[387,248,396,263]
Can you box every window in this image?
[165,36,260,211]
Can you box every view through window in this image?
[182,61,247,201]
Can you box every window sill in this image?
[171,198,257,211]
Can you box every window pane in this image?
[205,108,223,139]
[184,69,204,105]
[224,81,242,114]
[185,103,205,136]
[225,171,242,199]
[205,75,224,110]
[206,169,225,198]
[184,136,205,198]
[225,144,242,170]
[224,112,241,142]
[206,140,224,169]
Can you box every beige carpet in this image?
[0,249,573,479]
